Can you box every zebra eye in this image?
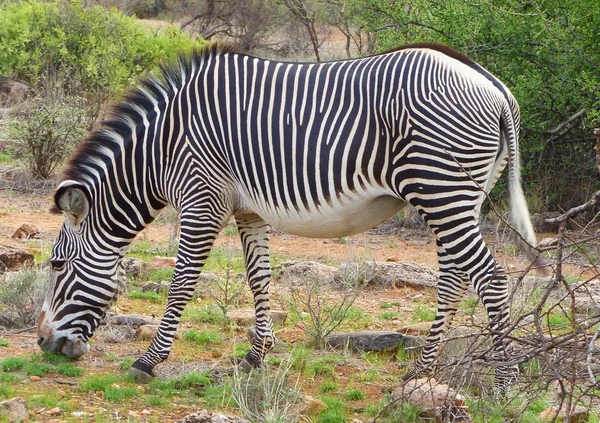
[51,260,66,271]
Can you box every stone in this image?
[29,376,41,382]
[141,282,168,293]
[138,324,159,340]
[121,258,146,278]
[538,237,559,249]
[0,397,29,422]
[273,261,337,284]
[292,395,328,417]
[0,246,34,272]
[397,321,434,335]
[0,78,30,106]
[11,224,39,240]
[147,256,177,270]
[226,309,287,326]
[46,407,61,416]
[539,405,589,423]
[106,314,155,326]
[326,331,424,353]
[176,410,249,423]
[392,378,470,422]
[334,261,438,289]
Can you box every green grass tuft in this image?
[56,363,84,377]
[183,329,221,345]
[24,362,54,377]
[0,339,9,347]
[344,388,366,401]
[0,356,28,372]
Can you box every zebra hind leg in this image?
[235,214,275,370]
[403,242,470,381]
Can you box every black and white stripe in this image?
[38,43,538,389]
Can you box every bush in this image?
[0,269,48,327]
[7,94,87,179]
[0,1,203,118]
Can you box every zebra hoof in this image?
[128,360,155,384]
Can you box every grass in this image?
[0,339,9,347]
[56,363,84,377]
[0,356,27,372]
[183,329,221,346]
[412,304,436,322]
[128,289,165,303]
[345,388,366,401]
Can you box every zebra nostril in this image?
[37,337,45,346]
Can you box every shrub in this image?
[0,269,48,327]
[7,94,87,179]
[0,1,203,104]
[233,359,303,423]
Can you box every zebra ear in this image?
[54,180,90,231]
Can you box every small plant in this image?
[413,304,436,322]
[128,290,164,303]
[379,311,398,321]
[0,339,9,347]
[0,373,21,383]
[7,94,87,179]
[184,329,221,346]
[345,388,366,401]
[56,363,84,377]
[119,357,136,371]
[318,396,347,423]
[318,379,339,393]
[233,359,303,423]
[0,356,27,372]
[206,248,246,317]
[224,224,239,236]
[24,362,53,377]
[0,269,48,327]
[279,262,365,349]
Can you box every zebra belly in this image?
[251,195,407,238]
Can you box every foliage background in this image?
[349,0,600,210]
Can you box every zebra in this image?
[37,42,541,389]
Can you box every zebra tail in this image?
[502,103,546,271]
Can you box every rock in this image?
[292,395,328,417]
[137,324,178,340]
[392,378,470,422]
[29,376,41,382]
[106,314,155,326]
[226,309,287,326]
[273,261,337,284]
[326,331,424,353]
[176,410,249,423]
[141,282,161,293]
[334,261,438,289]
[147,256,177,270]
[138,324,159,340]
[397,322,433,335]
[11,224,39,240]
[121,258,146,278]
[46,407,61,416]
[0,397,29,422]
[538,237,559,249]
[0,78,30,106]
[539,405,589,423]
[141,281,169,293]
[0,246,34,272]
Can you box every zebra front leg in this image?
[129,202,230,382]
[235,213,274,369]
[403,243,470,381]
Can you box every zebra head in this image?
[38,180,125,358]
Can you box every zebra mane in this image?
[52,43,244,213]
